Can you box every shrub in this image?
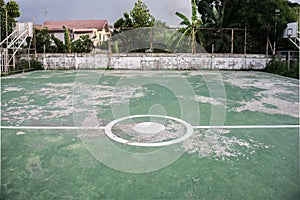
[264,59,299,79]
[20,59,43,70]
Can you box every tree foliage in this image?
[34,28,93,54]
[111,0,156,53]
[34,28,64,53]
[175,0,204,53]
[196,0,299,53]
[5,0,20,18]
[113,0,156,32]
[34,28,52,53]
[0,0,20,42]
[264,59,299,79]
[198,0,234,52]
[72,35,93,53]
[113,12,133,34]
[64,26,72,53]
[130,0,155,28]
[51,35,66,53]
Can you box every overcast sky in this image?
[14,0,191,26]
[12,0,300,26]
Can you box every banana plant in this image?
[200,0,235,53]
[175,0,204,53]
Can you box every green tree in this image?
[112,0,156,53]
[72,35,93,53]
[155,20,169,28]
[113,12,133,34]
[198,0,236,53]
[197,0,299,53]
[64,26,72,53]
[34,28,52,53]
[34,28,66,53]
[241,0,298,53]
[175,0,203,53]
[0,0,20,43]
[5,0,20,17]
[51,35,66,53]
[198,0,241,28]
[35,28,93,53]
[113,0,156,31]
[130,0,155,28]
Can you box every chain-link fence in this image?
[100,27,257,54]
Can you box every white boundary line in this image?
[192,125,300,129]
[104,115,194,147]
[0,126,106,130]
[0,125,299,130]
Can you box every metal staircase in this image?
[0,22,33,74]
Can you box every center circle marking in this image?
[132,122,165,134]
[105,115,194,147]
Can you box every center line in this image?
[0,126,106,130]
[192,125,300,129]
[0,125,299,130]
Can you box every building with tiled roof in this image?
[36,20,111,47]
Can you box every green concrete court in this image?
[1,70,299,199]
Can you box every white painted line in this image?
[104,115,194,147]
[192,125,300,129]
[0,125,299,130]
[0,126,106,130]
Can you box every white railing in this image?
[288,32,300,49]
[0,22,33,74]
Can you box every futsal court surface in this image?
[1,70,299,199]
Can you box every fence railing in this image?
[0,22,33,75]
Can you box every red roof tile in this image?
[34,24,44,30]
[43,20,108,31]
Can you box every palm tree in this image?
[175,0,203,53]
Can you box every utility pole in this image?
[149,27,153,52]
[5,9,8,48]
[5,9,8,73]
[0,13,2,44]
[244,26,247,54]
[273,9,280,56]
[231,29,234,54]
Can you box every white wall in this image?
[53,33,65,43]
[33,53,269,70]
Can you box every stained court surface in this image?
[1,70,299,199]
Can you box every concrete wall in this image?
[33,53,269,70]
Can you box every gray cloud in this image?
[14,0,300,26]
[290,0,300,3]
[15,0,191,26]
